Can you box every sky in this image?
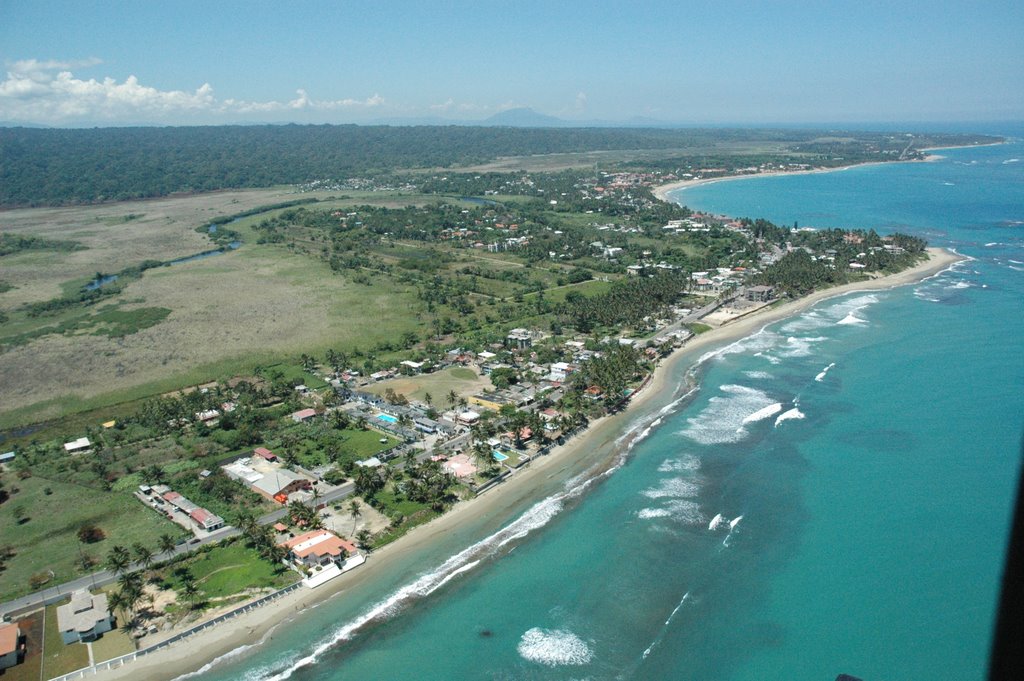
[1,0,1022,127]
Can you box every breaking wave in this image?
[679,384,778,444]
[775,408,806,427]
[815,362,836,382]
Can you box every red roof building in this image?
[281,530,358,568]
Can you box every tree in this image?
[132,543,154,572]
[77,522,105,544]
[446,390,459,409]
[106,545,132,575]
[423,392,433,408]
[348,500,362,535]
[181,578,200,611]
[158,534,177,554]
[355,528,372,550]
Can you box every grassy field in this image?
[0,475,182,602]
[364,365,491,405]
[39,604,89,680]
[163,541,298,604]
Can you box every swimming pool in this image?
[492,451,508,461]
[377,414,398,424]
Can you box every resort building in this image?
[56,590,114,644]
[0,623,22,670]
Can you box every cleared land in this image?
[364,366,492,404]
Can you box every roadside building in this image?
[56,590,114,644]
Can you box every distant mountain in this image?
[480,108,568,128]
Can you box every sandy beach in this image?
[91,247,963,681]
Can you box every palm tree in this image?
[158,533,177,555]
[423,392,433,408]
[348,500,362,535]
[446,390,458,409]
[105,545,131,575]
[181,578,200,611]
[132,543,154,573]
[355,529,372,551]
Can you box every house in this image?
[63,437,91,453]
[442,453,479,479]
[291,408,318,423]
[746,285,775,302]
[0,451,14,464]
[282,530,358,569]
[457,410,481,425]
[0,623,22,671]
[56,590,114,644]
[254,447,278,462]
[189,508,225,531]
[505,328,532,350]
[194,409,220,424]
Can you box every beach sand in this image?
[92,247,962,681]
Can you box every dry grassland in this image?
[0,189,430,426]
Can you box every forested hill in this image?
[0,124,999,207]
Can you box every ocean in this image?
[195,128,1024,681]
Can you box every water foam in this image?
[638,508,673,519]
[679,384,778,444]
[837,312,867,325]
[657,455,701,473]
[642,477,701,499]
[517,627,594,667]
[744,370,773,380]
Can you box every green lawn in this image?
[90,627,136,662]
[40,604,90,680]
[0,476,185,602]
[164,541,298,603]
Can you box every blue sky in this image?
[1,0,1022,126]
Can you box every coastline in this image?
[649,139,1007,202]
[91,247,962,681]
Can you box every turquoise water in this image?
[196,130,1023,681]
[376,414,398,424]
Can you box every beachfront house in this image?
[0,623,22,670]
[56,590,114,644]
[746,285,775,302]
[282,529,358,569]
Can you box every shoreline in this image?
[650,138,1007,202]
[90,247,962,681]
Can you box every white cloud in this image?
[0,60,384,123]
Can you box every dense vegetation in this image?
[0,125,998,206]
